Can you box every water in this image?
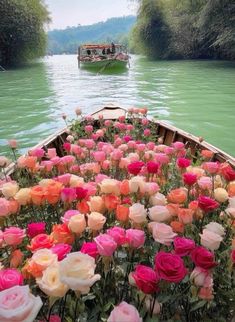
[0,55,235,156]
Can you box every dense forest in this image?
[47,16,136,55]
[130,0,235,60]
[0,0,50,67]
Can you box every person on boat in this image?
[111,42,116,54]
[106,48,111,55]
[102,48,106,55]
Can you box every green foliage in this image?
[0,0,50,67]
[131,0,235,60]
[47,16,136,55]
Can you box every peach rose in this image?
[36,264,68,298]
[87,212,106,231]
[68,214,86,234]
[69,175,84,187]
[1,182,19,199]
[129,203,147,224]
[51,224,75,245]
[27,249,58,278]
[129,176,146,194]
[177,208,194,225]
[89,196,105,213]
[0,285,42,322]
[14,188,31,205]
[200,229,222,251]
[100,179,120,195]
[167,188,187,204]
[214,188,228,203]
[148,205,171,222]
[59,252,101,293]
[149,222,177,246]
[149,192,167,206]
[228,181,235,197]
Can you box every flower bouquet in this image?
[0,108,234,322]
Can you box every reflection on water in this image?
[0,55,234,156]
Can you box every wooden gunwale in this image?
[2,105,235,178]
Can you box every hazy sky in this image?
[45,0,138,30]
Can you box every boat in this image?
[77,44,130,71]
[2,103,235,178]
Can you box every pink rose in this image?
[198,176,212,190]
[146,161,159,174]
[149,222,177,246]
[27,222,46,238]
[172,141,185,150]
[107,227,126,246]
[127,161,145,175]
[0,285,42,321]
[56,174,71,185]
[0,198,10,217]
[155,251,187,283]
[203,162,220,175]
[231,250,235,263]
[51,243,72,261]
[183,173,197,186]
[3,227,25,246]
[80,242,99,259]
[94,234,117,256]
[198,196,219,213]
[61,209,80,224]
[154,153,169,165]
[0,269,23,291]
[107,301,142,322]
[191,246,217,269]
[0,230,3,247]
[173,237,195,256]
[61,188,77,203]
[126,229,145,248]
[177,158,191,168]
[132,264,159,294]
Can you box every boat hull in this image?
[80,59,128,70]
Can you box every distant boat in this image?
[77,44,130,71]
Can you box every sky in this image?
[45,0,138,30]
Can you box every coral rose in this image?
[177,208,194,225]
[28,233,53,252]
[167,188,187,204]
[132,264,159,294]
[155,251,187,283]
[107,301,142,322]
[51,224,75,245]
[116,204,129,222]
[59,252,101,293]
[0,285,42,322]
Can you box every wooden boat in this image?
[2,103,235,178]
[77,44,129,71]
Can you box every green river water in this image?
[0,55,235,156]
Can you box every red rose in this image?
[154,251,187,283]
[220,163,235,182]
[146,161,159,174]
[173,237,195,256]
[183,173,197,186]
[75,187,88,200]
[190,246,217,269]
[132,264,159,294]
[198,196,219,213]
[177,158,191,169]
[63,142,71,152]
[127,161,145,175]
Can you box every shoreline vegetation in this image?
[0,0,235,68]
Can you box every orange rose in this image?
[8,200,20,214]
[170,221,184,233]
[120,180,130,195]
[167,188,187,204]
[28,234,54,252]
[10,249,24,268]
[201,150,214,159]
[44,181,62,204]
[116,204,129,222]
[31,185,45,206]
[103,195,120,210]
[177,208,194,224]
[228,182,235,197]
[24,156,37,170]
[51,224,74,244]
[166,203,179,216]
[76,200,90,214]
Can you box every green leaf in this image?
[190,300,207,312]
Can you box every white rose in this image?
[59,252,101,293]
[129,203,147,224]
[0,285,42,322]
[200,229,223,251]
[68,214,86,234]
[204,222,225,236]
[129,176,146,194]
[149,192,167,206]
[148,222,177,246]
[36,264,68,298]
[148,205,171,222]
[2,182,19,199]
[31,249,58,271]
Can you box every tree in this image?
[0,0,50,67]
